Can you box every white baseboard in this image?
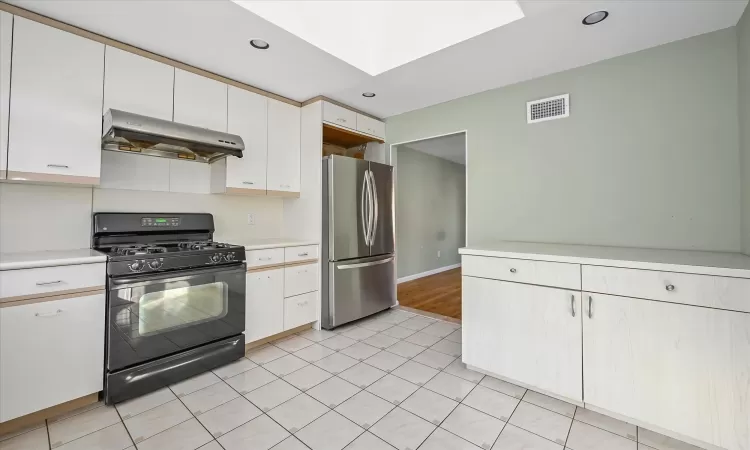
[397,263,461,284]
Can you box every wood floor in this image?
[397,268,462,319]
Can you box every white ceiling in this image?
[402,133,467,166]
[9,0,748,119]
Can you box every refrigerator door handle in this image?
[361,172,370,246]
[337,257,394,270]
[369,169,379,245]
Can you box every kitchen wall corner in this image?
[739,7,750,255]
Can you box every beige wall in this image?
[740,8,750,254]
[0,183,284,253]
[396,146,465,278]
[386,28,741,252]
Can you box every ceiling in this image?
[8,0,748,119]
[402,133,467,166]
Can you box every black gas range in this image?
[93,213,246,405]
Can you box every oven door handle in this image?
[110,264,247,289]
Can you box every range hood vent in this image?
[102,109,244,163]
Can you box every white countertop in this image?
[0,249,107,271]
[459,241,750,278]
[242,238,319,251]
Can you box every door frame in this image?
[388,130,469,284]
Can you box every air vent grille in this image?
[527,94,569,124]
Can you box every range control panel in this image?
[141,217,181,227]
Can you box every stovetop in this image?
[104,241,241,257]
[92,213,247,276]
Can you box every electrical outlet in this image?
[438,250,441,258]
[247,213,255,225]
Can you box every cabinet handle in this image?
[47,164,69,169]
[36,280,63,286]
[571,295,576,317]
[336,118,347,123]
[258,257,272,261]
[298,252,308,257]
[665,284,675,292]
[509,268,517,274]
[242,181,255,185]
[588,296,593,319]
[35,309,63,317]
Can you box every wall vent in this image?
[527,94,569,124]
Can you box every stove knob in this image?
[148,259,163,270]
[225,253,236,261]
[129,260,145,272]
[211,253,223,263]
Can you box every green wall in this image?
[386,28,741,252]
[740,9,750,254]
[396,146,465,278]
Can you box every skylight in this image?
[233,1,525,76]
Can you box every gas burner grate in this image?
[112,245,168,256]
[178,241,233,251]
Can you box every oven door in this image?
[107,264,246,372]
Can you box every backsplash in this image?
[0,183,284,253]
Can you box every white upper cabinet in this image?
[173,69,227,132]
[224,86,268,193]
[267,99,300,195]
[322,101,356,130]
[356,114,385,139]
[103,46,174,121]
[8,17,104,183]
[0,12,11,179]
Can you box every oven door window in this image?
[138,281,228,335]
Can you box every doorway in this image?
[390,131,467,319]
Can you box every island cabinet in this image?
[460,242,750,450]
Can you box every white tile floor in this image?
[0,308,707,450]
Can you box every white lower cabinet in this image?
[245,268,284,342]
[284,291,317,331]
[462,276,583,402]
[583,292,750,450]
[284,263,318,297]
[0,293,105,422]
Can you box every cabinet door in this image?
[462,276,582,402]
[103,46,174,121]
[0,293,105,422]
[173,69,227,131]
[8,17,104,183]
[267,99,300,195]
[226,86,268,193]
[284,291,317,330]
[0,12,11,178]
[583,293,750,450]
[356,114,385,139]
[245,268,284,343]
[322,101,356,130]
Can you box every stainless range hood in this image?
[102,109,244,163]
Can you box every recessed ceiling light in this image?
[582,11,609,26]
[249,39,270,50]
[362,92,376,98]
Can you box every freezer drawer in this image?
[322,255,396,329]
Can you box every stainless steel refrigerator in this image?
[321,156,396,329]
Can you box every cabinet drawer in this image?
[0,292,105,422]
[246,248,284,269]
[356,114,385,139]
[462,255,580,290]
[284,291,317,330]
[323,102,356,129]
[284,263,318,297]
[582,265,750,313]
[285,245,319,264]
[0,263,106,301]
